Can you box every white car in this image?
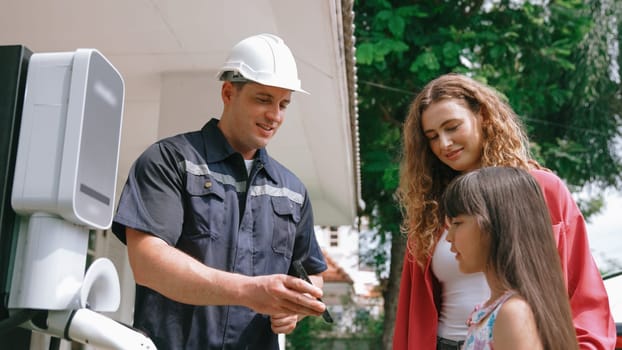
[603,271,622,349]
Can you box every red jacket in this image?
[393,169,616,350]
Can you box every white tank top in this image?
[432,230,490,341]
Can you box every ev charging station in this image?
[0,46,156,349]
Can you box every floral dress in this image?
[462,290,516,350]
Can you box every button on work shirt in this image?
[112,118,327,350]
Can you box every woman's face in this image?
[421,99,484,173]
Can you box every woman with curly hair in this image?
[392,73,615,350]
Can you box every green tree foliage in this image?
[287,309,383,349]
[286,316,333,350]
[354,0,622,348]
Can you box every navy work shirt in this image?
[112,118,327,350]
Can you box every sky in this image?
[579,132,622,274]
[586,190,622,274]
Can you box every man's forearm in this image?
[126,228,247,305]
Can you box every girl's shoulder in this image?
[493,296,542,349]
[497,295,533,323]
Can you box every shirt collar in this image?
[201,118,278,182]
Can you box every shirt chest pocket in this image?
[271,196,301,256]
[185,175,227,239]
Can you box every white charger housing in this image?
[4,47,158,349]
[11,48,124,229]
[8,48,124,310]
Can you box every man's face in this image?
[221,82,292,159]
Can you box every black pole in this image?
[0,44,33,350]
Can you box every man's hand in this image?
[241,274,326,317]
[270,313,299,334]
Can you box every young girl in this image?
[442,166,577,350]
[393,73,615,350]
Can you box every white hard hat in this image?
[217,33,308,94]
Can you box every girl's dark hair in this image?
[441,166,578,350]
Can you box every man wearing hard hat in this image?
[111,33,327,349]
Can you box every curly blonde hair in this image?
[397,73,539,267]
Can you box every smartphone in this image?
[292,260,334,323]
